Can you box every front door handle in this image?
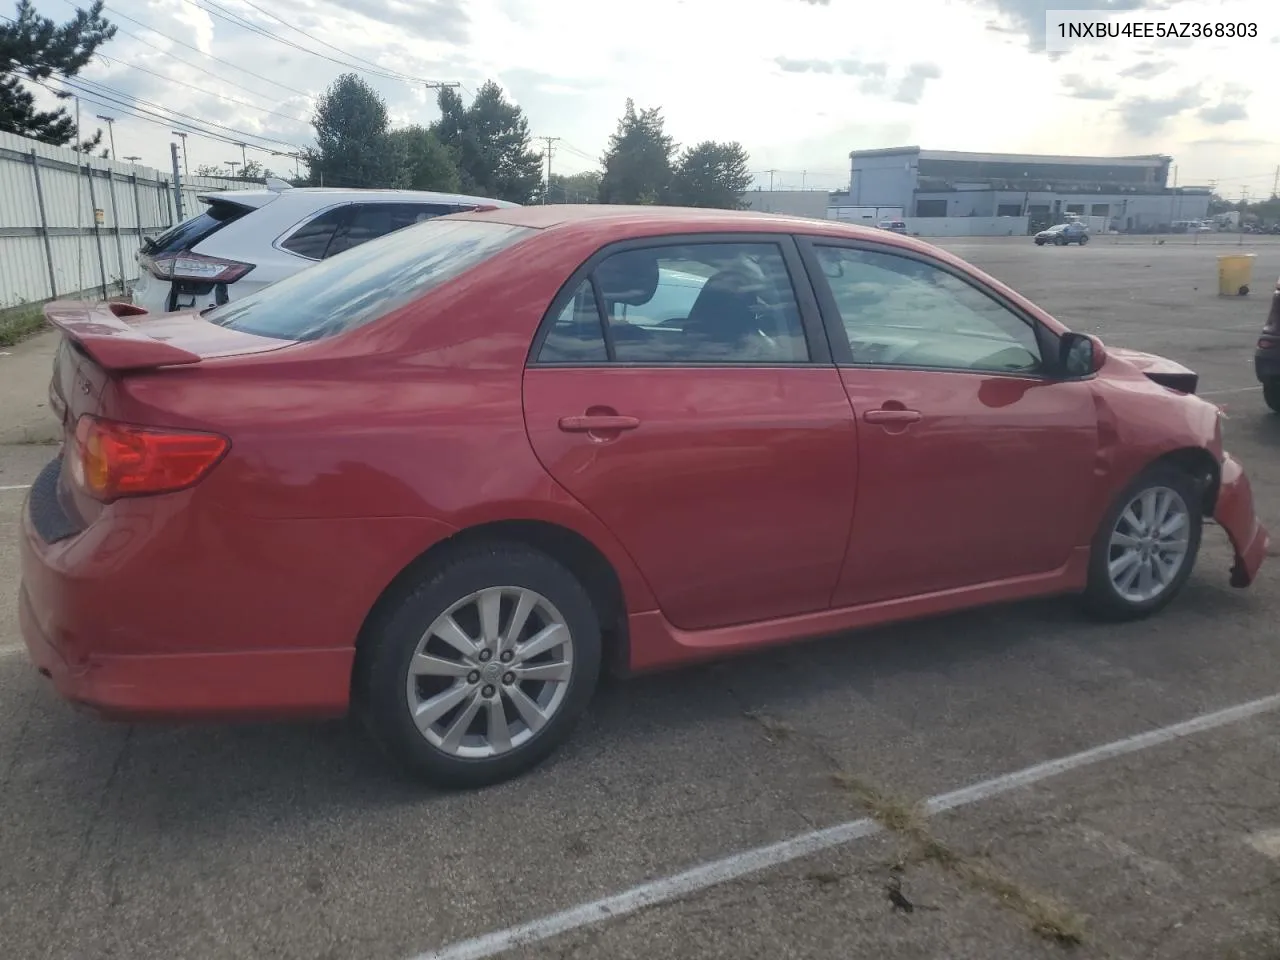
[863,408,922,425]
[558,415,641,433]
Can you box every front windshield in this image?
[205,219,532,341]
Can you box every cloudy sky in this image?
[26,0,1280,197]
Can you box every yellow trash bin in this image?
[1218,253,1256,296]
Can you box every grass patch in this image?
[831,771,926,835]
[0,306,47,348]
[832,770,1086,946]
[960,860,1086,945]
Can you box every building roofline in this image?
[848,146,921,159]
[849,146,1172,167]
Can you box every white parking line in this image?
[409,691,1280,960]
[0,483,32,492]
[1200,386,1262,397]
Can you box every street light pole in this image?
[95,115,116,158]
[171,131,189,176]
[227,161,240,178]
[123,155,141,164]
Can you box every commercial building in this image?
[830,147,1210,233]
[740,189,832,220]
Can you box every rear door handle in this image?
[863,409,922,424]
[558,415,641,433]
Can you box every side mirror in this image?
[1059,331,1106,377]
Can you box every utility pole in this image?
[1272,165,1279,200]
[801,170,807,190]
[170,141,184,220]
[424,81,461,98]
[171,131,189,176]
[539,136,560,203]
[96,115,116,158]
[1239,186,1248,245]
[763,168,778,192]
[236,142,247,171]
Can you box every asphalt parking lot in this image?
[2,235,1280,960]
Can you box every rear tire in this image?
[1081,465,1202,621]
[358,542,602,789]
[1264,379,1280,413]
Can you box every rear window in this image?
[145,200,254,255]
[204,219,533,341]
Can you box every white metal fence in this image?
[0,129,256,309]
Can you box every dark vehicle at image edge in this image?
[1258,275,1280,413]
[17,205,1271,790]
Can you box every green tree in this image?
[238,158,263,180]
[598,99,676,205]
[194,163,226,177]
[0,0,115,149]
[389,124,460,192]
[670,141,752,209]
[546,170,601,203]
[307,72,398,188]
[430,81,543,203]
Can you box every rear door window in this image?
[325,203,460,258]
[205,219,533,341]
[144,200,253,255]
[279,207,349,260]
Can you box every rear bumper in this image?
[16,458,374,721]
[1214,453,1270,588]
[18,583,353,720]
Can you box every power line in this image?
[92,52,311,125]
[39,74,303,156]
[67,74,302,150]
[184,0,444,86]
[101,3,310,97]
[81,11,303,107]
[223,0,436,84]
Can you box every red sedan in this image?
[19,206,1270,787]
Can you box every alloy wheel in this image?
[1107,486,1191,603]
[405,586,574,759]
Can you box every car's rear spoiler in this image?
[43,301,202,372]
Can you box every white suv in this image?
[132,184,518,313]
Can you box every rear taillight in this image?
[140,252,254,283]
[71,416,229,502]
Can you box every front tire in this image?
[1081,466,1202,621]
[1078,234,1089,245]
[359,543,602,788]
[1055,235,1067,246]
[1264,378,1280,413]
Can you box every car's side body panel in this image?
[17,207,1269,717]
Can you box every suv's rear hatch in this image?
[137,194,275,311]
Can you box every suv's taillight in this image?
[71,416,229,502]
[140,251,254,283]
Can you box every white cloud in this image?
[22,0,1275,191]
